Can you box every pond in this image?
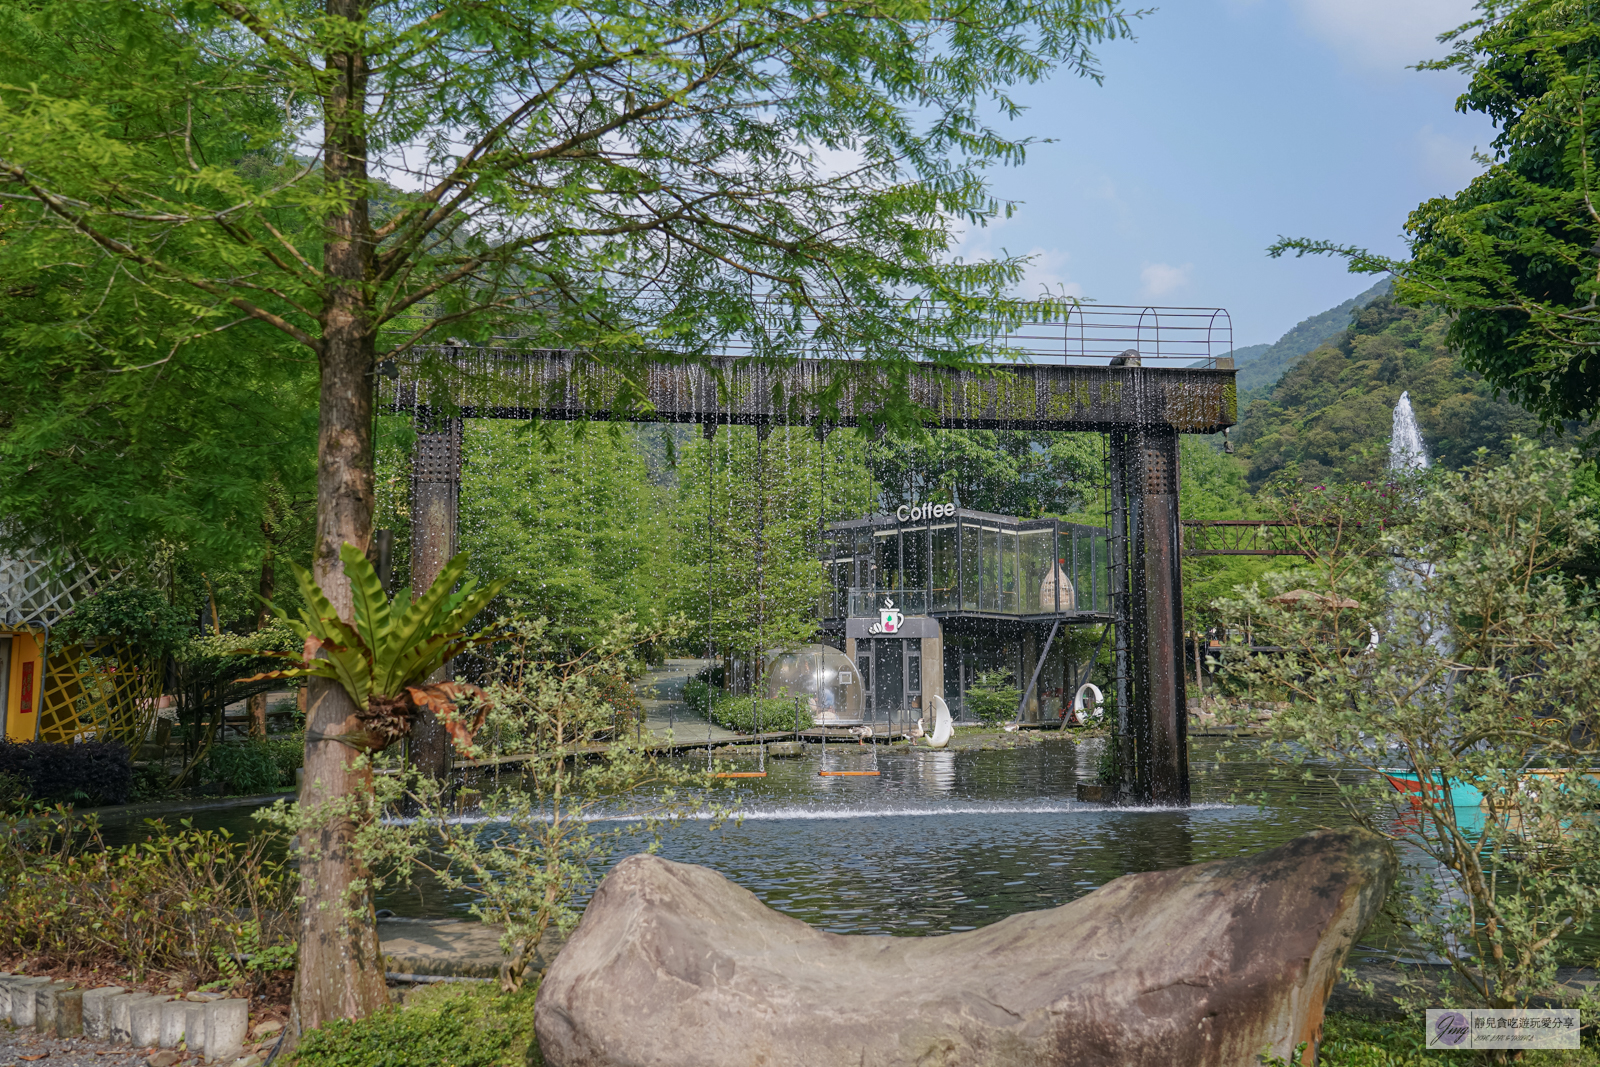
[105,736,1417,961]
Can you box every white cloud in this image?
[1292,0,1476,71]
[1140,262,1193,299]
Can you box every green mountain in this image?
[1224,278,1392,394]
[1233,297,1548,488]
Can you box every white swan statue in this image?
[925,695,954,749]
[1070,683,1104,726]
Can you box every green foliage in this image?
[1232,278,1392,395]
[1236,299,1547,489]
[207,741,288,796]
[262,545,505,719]
[394,614,729,990]
[53,588,194,657]
[963,670,1020,725]
[673,427,875,669]
[290,982,541,1067]
[0,0,1139,420]
[708,693,814,734]
[1269,3,1600,427]
[865,430,1102,518]
[459,423,686,646]
[0,809,295,984]
[0,771,27,814]
[1220,442,1600,1011]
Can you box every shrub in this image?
[262,732,304,784]
[1222,443,1600,1012]
[207,741,284,795]
[0,740,132,806]
[682,678,712,717]
[0,809,295,984]
[0,771,27,813]
[587,669,643,723]
[290,982,541,1067]
[962,671,1019,726]
[708,693,812,734]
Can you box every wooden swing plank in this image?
[819,770,881,777]
[713,772,768,778]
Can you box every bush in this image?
[0,739,132,806]
[587,669,643,723]
[0,809,295,983]
[682,678,712,717]
[0,770,27,813]
[262,732,304,784]
[962,671,1019,726]
[291,980,540,1067]
[708,693,812,734]
[207,741,284,795]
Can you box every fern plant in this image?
[243,543,506,751]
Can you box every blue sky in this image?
[953,0,1492,348]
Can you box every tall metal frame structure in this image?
[384,345,1236,805]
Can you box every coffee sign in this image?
[895,501,954,522]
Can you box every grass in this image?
[283,990,1599,1066]
[289,983,541,1067]
[1318,1014,1600,1065]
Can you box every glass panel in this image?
[902,527,927,598]
[875,639,903,721]
[978,524,998,612]
[874,529,898,590]
[997,527,1020,614]
[1020,528,1052,614]
[931,521,957,611]
[960,518,981,610]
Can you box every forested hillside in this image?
[1228,278,1391,394]
[1234,297,1547,487]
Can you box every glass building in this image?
[816,510,1112,726]
[818,509,1112,623]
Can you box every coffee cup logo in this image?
[869,598,904,634]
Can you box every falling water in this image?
[1389,391,1430,472]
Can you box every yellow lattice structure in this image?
[36,640,161,745]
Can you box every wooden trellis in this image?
[36,640,160,745]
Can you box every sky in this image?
[952,0,1492,348]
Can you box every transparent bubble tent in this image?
[763,644,866,725]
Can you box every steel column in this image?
[409,417,461,780]
[1108,426,1189,805]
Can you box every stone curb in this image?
[0,976,247,1062]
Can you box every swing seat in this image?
[713,771,768,778]
[818,770,880,777]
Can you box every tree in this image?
[1270,1,1600,427]
[866,430,1103,517]
[1220,444,1600,1016]
[458,422,685,646]
[0,0,1138,1034]
[674,426,874,685]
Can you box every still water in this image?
[101,736,1406,955]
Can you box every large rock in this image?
[535,828,1395,1067]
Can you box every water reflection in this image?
[96,738,1409,955]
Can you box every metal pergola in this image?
[384,326,1238,805]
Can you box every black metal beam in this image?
[382,351,1237,433]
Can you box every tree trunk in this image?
[289,0,389,1043]
[248,546,275,738]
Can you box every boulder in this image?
[535,828,1395,1067]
